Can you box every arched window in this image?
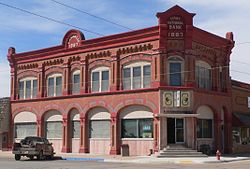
[168,56,184,86]
[18,77,37,99]
[120,105,153,138]
[14,111,37,139]
[71,70,80,94]
[197,106,214,138]
[195,61,212,90]
[47,73,62,97]
[44,110,62,139]
[122,61,151,90]
[91,67,109,92]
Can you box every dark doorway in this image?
[167,118,175,144]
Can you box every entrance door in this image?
[167,118,175,144]
[167,118,184,144]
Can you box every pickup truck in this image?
[12,136,55,160]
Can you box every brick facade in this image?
[7,5,234,155]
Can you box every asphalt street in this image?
[0,156,250,169]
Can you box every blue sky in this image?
[0,0,250,97]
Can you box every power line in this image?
[50,0,133,31]
[0,1,104,36]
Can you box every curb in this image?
[62,157,104,162]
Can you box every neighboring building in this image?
[7,5,234,155]
[0,97,10,151]
[232,80,250,153]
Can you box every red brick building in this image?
[232,80,250,153]
[7,5,234,155]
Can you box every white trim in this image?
[72,70,80,75]
[14,112,37,123]
[158,114,199,118]
[121,138,154,141]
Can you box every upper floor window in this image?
[71,70,80,94]
[195,61,212,90]
[18,77,37,99]
[122,62,151,90]
[91,67,109,92]
[47,73,62,97]
[168,56,184,86]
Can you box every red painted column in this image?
[63,63,70,95]
[61,116,70,153]
[110,113,120,155]
[110,56,120,91]
[79,116,89,153]
[153,116,159,152]
[37,117,42,137]
[214,112,221,151]
[224,111,232,153]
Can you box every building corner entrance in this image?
[167,118,184,144]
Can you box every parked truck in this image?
[12,136,54,160]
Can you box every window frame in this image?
[195,61,212,90]
[71,70,80,94]
[18,77,38,99]
[197,119,213,139]
[168,56,184,86]
[47,73,63,97]
[91,67,110,92]
[122,62,151,90]
[121,118,153,139]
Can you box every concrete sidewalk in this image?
[1,150,250,164]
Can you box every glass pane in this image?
[170,62,181,86]
[176,119,183,128]
[25,80,31,99]
[48,77,54,96]
[56,77,62,96]
[92,72,99,92]
[46,121,62,139]
[72,74,80,94]
[19,81,24,99]
[176,129,184,142]
[89,120,110,138]
[123,68,131,90]
[133,67,141,89]
[15,123,36,139]
[203,119,212,138]
[121,119,138,138]
[197,119,202,138]
[143,65,151,88]
[233,128,240,144]
[139,119,153,138]
[32,80,37,98]
[72,121,80,138]
[101,71,109,91]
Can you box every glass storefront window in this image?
[121,119,153,138]
[197,119,212,138]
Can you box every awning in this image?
[233,112,250,127]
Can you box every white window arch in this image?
[195,61,212,90]
[47,73,62,97]
[88,107,110,138]
[14,111,37,139]
[71,70,80,94]
[168,56,184,86]
[44,110,62,139]
[197,105,214,138]
[122,61,151,90]
[18,77,37,99]
[91,67,109,92]
[120,105,153,138]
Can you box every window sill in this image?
[121,138,154,141]
[89,138,110,140]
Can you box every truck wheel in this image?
[29,156,34,160]
[37,151,44,160]
[15,154,21,161]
